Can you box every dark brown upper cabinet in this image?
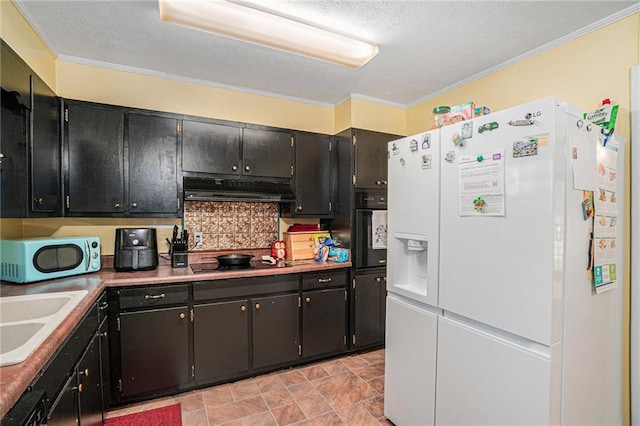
[182,119,293,179]
[1,39,60,218]
[65,101,125,214]
[64,100,180,216]
[353,129,400,189]
[182,119,241,176]
[284,131,333,217]
[241,126,293,179]
[127,113,180,215]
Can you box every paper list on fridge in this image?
[458,150,505,217]
[593,137,619,291]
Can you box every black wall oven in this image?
[354,190,387,270]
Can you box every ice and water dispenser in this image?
[388,232,429,299]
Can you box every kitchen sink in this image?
[0,290,88,367]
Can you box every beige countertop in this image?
[0,254,351,419]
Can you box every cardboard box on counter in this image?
[283,231,330,261]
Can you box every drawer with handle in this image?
[302,269,348,291]
[117,284,189,310]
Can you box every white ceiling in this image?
[14,0,640,107]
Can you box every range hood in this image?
[184,177,295,203]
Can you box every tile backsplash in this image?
[184,201,278,250]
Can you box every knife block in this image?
[170,242,188,268]
[171,251,188,268]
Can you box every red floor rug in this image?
[104,403,182,426]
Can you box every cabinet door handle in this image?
[305,297,311,303]
[131,202,138,209]
[144,293,165,300]
[99,301,109,311]
[114,203,121,209]
[232,165,238,171]
[255,303,261,310]
[375,277,382,283]
[296,205,303,212]
[375,180,382,185]
[245,165,251,172]
[179,312,186,319]
[241,305,246,312]
[35,197,44,205]
[73,384,84,393]
[318,277,332,283]
[378,259,386,264]
[79,368,90,377]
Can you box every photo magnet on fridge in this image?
[422,154,432,169]
[513,138,538,158]
[422,133,431,149]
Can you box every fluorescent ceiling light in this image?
[158,0,378,68]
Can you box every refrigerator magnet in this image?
[422,154,432,169]
[478,121,499,133]
[410,139,418,151]
[473,196,486,212]
[444,150,455,163]
[452,132,464,147]
[513,138,538,158]
[461,122,473,139]
[422,133,431,149]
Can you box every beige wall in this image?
[16,218,180,256]
[0,0,56,90]
[56,61,337,135]
[334,97,407,135]
[334,98,352,133]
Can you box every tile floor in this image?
[106,348,391,425]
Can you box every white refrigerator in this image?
[384,97,624,425]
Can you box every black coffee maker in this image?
[114,228,159,271]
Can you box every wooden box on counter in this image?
[283,231,330,261]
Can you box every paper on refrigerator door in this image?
[594,137,620,292]
[458,150,506,216]
[571,130,597,191]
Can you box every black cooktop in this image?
[190,260,291,274]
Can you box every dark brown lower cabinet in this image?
[119,306,190,398]
[302,288,347,358]
[353,270,387,349]
[75,334,103,426]
[47,374,78,425]
[32,295,106,426]
[98,317,110,417]
[108,270,349,405]
[193,300,250,382]
[252,293,300,369]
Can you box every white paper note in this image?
[458,150,505,217]
[571,130,597,191]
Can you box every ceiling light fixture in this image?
[158,0,378,69]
